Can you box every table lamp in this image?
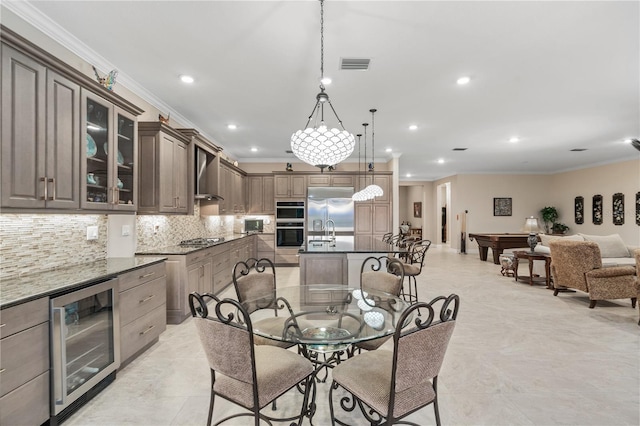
[522,216,541,252]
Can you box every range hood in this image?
[195,147,223,200]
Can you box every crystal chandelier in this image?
[290,0,355,172]
[364,108,384,197]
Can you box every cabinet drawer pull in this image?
[191,256,200,262]
[139,325,155,335]
[140,272,155,279]
[0,323,6,328]
[0,368,5,374]
[139,295,155,304]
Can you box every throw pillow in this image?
[539,233,584,247]
[579,233,630,258]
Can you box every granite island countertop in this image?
[300,239,400,254]
[135,233,254,256]
[0,256,166,309]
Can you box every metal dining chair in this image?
[330,294,460,426]
[347,256,405,357]
[189,293,314,426]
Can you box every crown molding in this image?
[3,0,220,147]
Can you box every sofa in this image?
[548,239,637,308]
[535,233,637,268]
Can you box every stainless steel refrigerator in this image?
[307,187,354,240]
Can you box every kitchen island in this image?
[299,238,398,286]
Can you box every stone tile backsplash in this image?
[1,203,276,279]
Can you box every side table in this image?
[513,250,553,289]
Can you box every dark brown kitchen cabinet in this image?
[138,122,191,214]
[81,90,138,211]
[1,44,80,209]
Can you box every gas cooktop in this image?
[179,237,225,247]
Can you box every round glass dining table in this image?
[242,284,412,353]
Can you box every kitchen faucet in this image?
[324,219,336,244]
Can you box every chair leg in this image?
[631,297,637,308]
[553,288,559,296]
[207,370,215,426]
[589,300,597,309]
[433,377,441,426]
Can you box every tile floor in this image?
[66,246,639,425]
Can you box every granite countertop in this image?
[300,240,400,254]
[135,233,254,256]
[0,256,166,309]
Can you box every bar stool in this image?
[390,240,431,311]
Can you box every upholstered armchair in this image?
[635,249,640,325]
[549,240,637,309]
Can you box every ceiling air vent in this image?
[570,148,587,152]
[452,148,468,151]
[340,58,370,71]
[285,150,293,154]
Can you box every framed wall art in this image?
[636,192,640,226]
[612,193,624,225]
[493,197,512,216]
[574,196,584,224]
[413,202,422,218]
[592,194,603,225]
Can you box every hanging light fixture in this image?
[352,133,367,201]
[352,123,373,201]
[290,0,355,172]
[365,108,384,198]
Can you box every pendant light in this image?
[357,123,374,201]
[290,0,355,172]
[352,133,367,201]
[364,108,384,198]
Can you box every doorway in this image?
[436,182,451,245]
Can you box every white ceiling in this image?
[11,1,640,181]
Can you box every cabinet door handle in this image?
[140,272,155,279]
[40,177,47,201]
[48,177,56,201]
[0,368,5,374]
[139,294,155,304]
[139,325,155,335]
[115,187,120,205]
[0,323,6,328]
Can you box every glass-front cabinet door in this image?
[114,108,137,210]
[81,90,137,211]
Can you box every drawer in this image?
[0,322,49,397]
[275,253,300,265]
[257,237,275,251]
[0,298,48,339]
[119,276,167,327]
[186,249,211,267]
[213,270,231,294]
[212,252,230,270]
[209,244,229,256]
[0,371,49,426]
[120,304,166,363]
[119,262,166,292]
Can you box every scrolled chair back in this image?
[391,294,459,396]
[188,293,258,387]
[232,257,277,313]
[360,255,405,296]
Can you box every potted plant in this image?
[552,222,570,234]
[540,206,558,234]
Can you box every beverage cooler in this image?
[50,278,120,421]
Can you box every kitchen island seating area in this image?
[188,293,314,426]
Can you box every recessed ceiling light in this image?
[250,147,258,152]
[509,137,520,143]
[406,173,412,178]
[385,148,392,153]
[623,138,633,144]
[437,158,445,164]
[409,125,418,131]
[180,75,194,84]
[457,76,471,85]
[227,124,237,130]
[321,77,332,85]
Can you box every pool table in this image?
[468,233,530,264]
